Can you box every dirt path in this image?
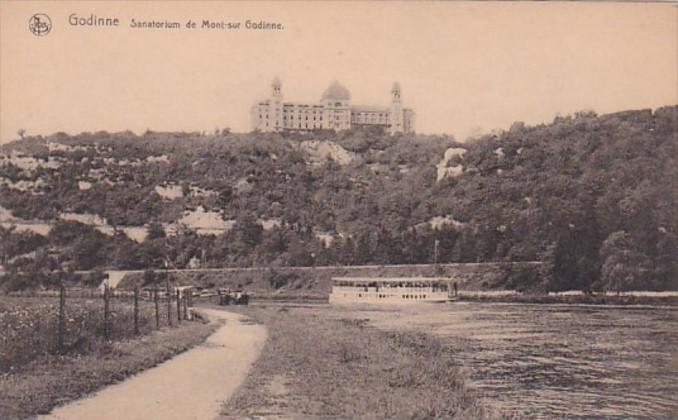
[39,308,267,420]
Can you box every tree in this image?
[598,231,654,293]
[146,222,166,241]
[230,213,263,264]
[283,232,312,266]
[655,232,678,289]
[0,225,47,265]
[354,231,373,265]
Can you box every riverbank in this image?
[219,305,504,419]
[457,293,678,306]
[114,261,541,299]
[0,317,218,419]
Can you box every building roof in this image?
[352,105,389,112]
[332,277,452,283]
[321,80,351,101]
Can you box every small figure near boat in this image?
[218,288,250,305]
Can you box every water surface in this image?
[344,302,678,419]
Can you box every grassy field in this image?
[219,304,505,420]
[0,296,175,372]
[0,296,218,419]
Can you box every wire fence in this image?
[0,285,195,371]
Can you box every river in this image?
[338,302,678,419]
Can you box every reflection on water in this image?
[347,302,678,419]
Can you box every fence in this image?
[81,284,195,345]
[0,284,195,370]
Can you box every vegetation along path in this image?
[39,309,267,420]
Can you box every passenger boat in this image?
[329,277,453,304]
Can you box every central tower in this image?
[389,82,404,134]
[270,77,284,131]
[321,80,352,131]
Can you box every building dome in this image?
[391,81,401,93]
[321,80,351,101]
[272,77,282,89]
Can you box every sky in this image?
[1,1,676,143]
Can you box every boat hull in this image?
[329,289,450,305]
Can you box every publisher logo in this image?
[29,13,52,36]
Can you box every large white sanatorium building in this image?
[251,78,415,134]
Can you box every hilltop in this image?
[1,106,676,293]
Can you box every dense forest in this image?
[1,106,676,293]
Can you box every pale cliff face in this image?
[436,147,467,181]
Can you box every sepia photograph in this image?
[0,1,677,419]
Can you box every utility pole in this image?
[434,239,440,265]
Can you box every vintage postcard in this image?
[0,1,677,419]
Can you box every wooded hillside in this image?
[1,106,676,292]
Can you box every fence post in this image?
[166,280,172,327]
[188,290,193,319]
[58,283,65,353]
[176,289,181,324]
[183,291,188,320]
[134,286,140,335]
[104,284,110,340]
[154,287,160,330]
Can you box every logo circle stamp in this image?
[29,13,52,36]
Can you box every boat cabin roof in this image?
[332,277,451,285]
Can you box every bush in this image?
[265,269,299,289]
